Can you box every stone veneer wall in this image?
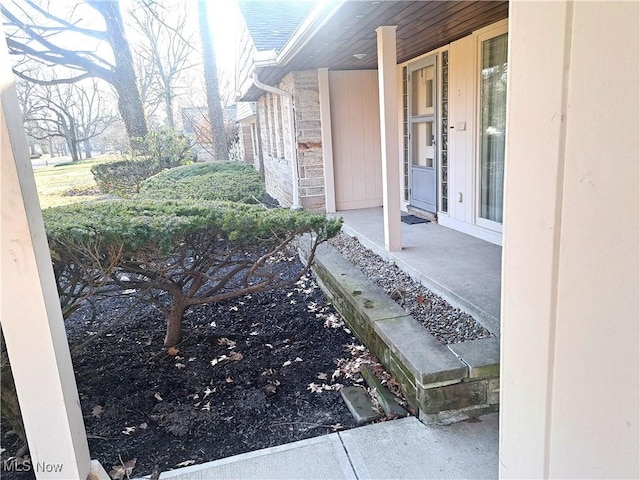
[257,93,293,206]
[255,70,326,212]
[238,124,254,165]
[291,70,325,212]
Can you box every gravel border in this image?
[329,232,491,345]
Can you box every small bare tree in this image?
[130,0,198,129]
[27,79,116,162]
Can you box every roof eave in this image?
[275,0,346,66]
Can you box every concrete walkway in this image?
[334,208,502,337]
[139,415,498,479]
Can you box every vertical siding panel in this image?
[350,72,366,202]
[330,70,383,210]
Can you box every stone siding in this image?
[292,71,325,212]
[239,124,254,165]
[253,70,326,212]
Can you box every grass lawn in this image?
[33,155,115,209]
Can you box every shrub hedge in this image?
[139,162,265,204]
[91,130,194,197]
[43,199,342,345]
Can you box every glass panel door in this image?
[478,33,508,225]
[408,56,437,213]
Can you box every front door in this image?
[409,56,437,213]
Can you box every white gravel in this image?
[329,232,491,345]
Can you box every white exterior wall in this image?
[396,20,507,245]
[500,1,639,478]
[437,20,507,245]
[328,70,383,211]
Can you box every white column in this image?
[317,68,336,213]
[376,26,402,251]
[0,39,96,479]
[501,1,639,478]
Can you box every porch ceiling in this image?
[246,0,508,100]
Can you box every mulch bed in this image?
[1,262,403,479]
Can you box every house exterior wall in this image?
[238,124,255,165]
[329,70,383,210]
[236,12,257,99]
[501,1,639,478]
[291,70,325,211]
[257,93,294,206]
[255,70,326,211]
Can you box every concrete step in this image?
[360,364,409,417]
[340,386,381,425]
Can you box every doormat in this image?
[401,215,430,225]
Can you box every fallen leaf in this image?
[307,383,323,393]
[188,357,196,362]
[154,393,163,401]
[109,458,136,480]
[249,331,259,336]
[175,459,196,468]
[201,401,211,411]
[416,293,425,304]
[229,306,238,312]
[139,422,148,429]
[225,376,234,383]
[262,368,274,376]
[218,338,237,349]
[331,423,344,432]
[294,357,303,362]
[167,347,179,356]
[175,363,186,369]
[282,360,292,367]
[324,314,344,329]
[91,405,104,418]
[263,384,277,396]
[317,372,328,380]
[228,351,244,361]
[203,386,215,398]
[265,343,274,349]
[122,426,136,435]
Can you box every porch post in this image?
[0,39,105,480]
[376,26,402,251]
[317,68,336,213]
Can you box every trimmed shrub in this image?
[140,162,265,204]
[44,200,342,346]
[91,130,194,197]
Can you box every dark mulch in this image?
[1,263,386,479]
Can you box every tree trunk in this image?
[198,0,228,161]
[165,90,175,129]
[84,139,92,159]
[68,120,80,162]
[91,0,148,144]
[164,302,186,347]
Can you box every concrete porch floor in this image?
[333,207,502,337]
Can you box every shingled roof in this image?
[238,0,315,52]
